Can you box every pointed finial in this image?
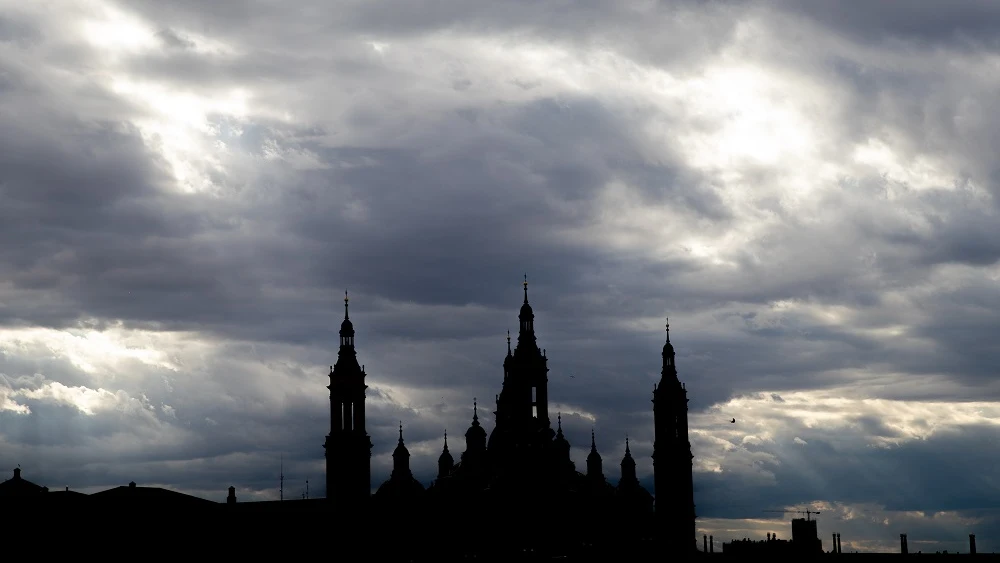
[444,430,448,447]
[399,421,403,442]
[344,290,350,320]
[665,317,670,341]
[523,273,528,303]
[473,398,479,422]
[625,433,631,454]
[591,428,597,450]
[558,412,562,430]
[507,330,511,354]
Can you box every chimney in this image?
[970,534,976,555]
[837,533,842,554]
[900,533,908,555]
[704,535,708,553]
[227,486,237,504]
[129,481,136,488]
[13,467,21,480]
[710,535,714,553]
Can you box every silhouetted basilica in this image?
[0,279,698,559]
[323,278,697,558]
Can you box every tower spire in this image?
[665,317,669,342]
[591,428,597,451]
[507,330,511,355]
[523,273,528,303]
[473,398,479,423]
[398,421,404,444]
[344,290,350,320]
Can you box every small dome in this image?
[662,318,673,356]
[340,317,355,336]
[466,417,487,442]
[465,399,487,443]
[393,423,409,459]
[438,447,454,468]
[519,301,534,319]
[438,431,454,467]
[554,413,569,447]
[588,430,602,464]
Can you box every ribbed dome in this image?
[519,301,533,319]
[554,413,569,447]
[340,291,355,336]
[587,430,602,464]
[466,414,487,442]
[662,318,673,356]
[438,432,454,467]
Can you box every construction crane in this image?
[763,509,821,521]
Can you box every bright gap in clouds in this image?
[694,389,1000,465]
[78,2,159,54]
[109,78,252,194]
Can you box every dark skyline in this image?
[3,0,1000,554]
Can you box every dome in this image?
[466,416,487,443]
[554,413,569,447]
[438,432,454,468]
[519,301,534,319]
[393,439,409,459]
[340,291,355,336]
[587,430,602,464]
[438,448,454,467]
[375,475,425,498]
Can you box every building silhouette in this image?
[2,280,997,558]
[318,277,696,557]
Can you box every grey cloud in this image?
[773,0,1000,48]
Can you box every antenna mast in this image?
[280,455,284,502]
[306,479,309,499]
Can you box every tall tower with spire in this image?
[651,318,696,552]
[324,291,373,507]
[490,275,553,462]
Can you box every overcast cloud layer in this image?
[2,0,1000,553]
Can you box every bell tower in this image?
[324,291,373,507]
[652,318,696,553]
[490,275,553,459]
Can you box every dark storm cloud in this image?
[695,424,1000,519]
[774,0,1000,48]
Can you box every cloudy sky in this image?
[2,0,1000,553]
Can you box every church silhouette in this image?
[0,278,698,559]
[322,277,697,558]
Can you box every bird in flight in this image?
[730,418,736,423]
